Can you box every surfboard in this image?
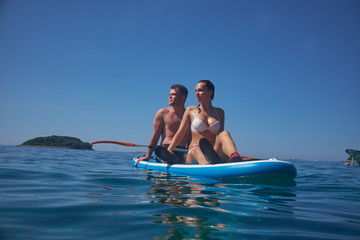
[133,158,297,179]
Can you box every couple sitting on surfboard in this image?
[134,80,243,167]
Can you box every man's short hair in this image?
[171,84,188,100]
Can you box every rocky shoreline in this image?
[19,135,93,150]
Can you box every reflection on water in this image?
[152,213,226,240]
[149,177,224,211]
[145,171,297,239]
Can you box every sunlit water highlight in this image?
[0,145,359,239]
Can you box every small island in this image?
[20,135,93,150]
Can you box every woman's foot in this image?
[229,152,243,162]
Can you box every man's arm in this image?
[135,109,165,167]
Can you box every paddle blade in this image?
[90,141,136,147]
[241,156,262,160]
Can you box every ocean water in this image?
[0,145,359,240]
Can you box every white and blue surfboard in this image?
[133,158,297,180]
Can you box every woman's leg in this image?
[214,131,242,162]
[186,147,210,165]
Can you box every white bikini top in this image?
[191,107,220,134]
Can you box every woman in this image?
[155,80,242,164]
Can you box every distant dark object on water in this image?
[20,135,93,150]
[344,149,360,166]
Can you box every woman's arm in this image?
[218,107,225,134]
[168,106,193,153]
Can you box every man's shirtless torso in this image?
[159,107,189,147]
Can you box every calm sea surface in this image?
[0,145,359,240]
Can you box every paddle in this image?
[90,140,260,160]
[90,140,188,152]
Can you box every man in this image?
[135,84,190,167]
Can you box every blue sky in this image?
[1,0,359,161]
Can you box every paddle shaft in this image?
[90,140,260,159]
[90,140,188,152]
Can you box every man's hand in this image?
[134,155,150,167]
[167,148,175,155]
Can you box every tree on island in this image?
[21,135,93,150]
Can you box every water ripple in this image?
[1,146,360,239]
